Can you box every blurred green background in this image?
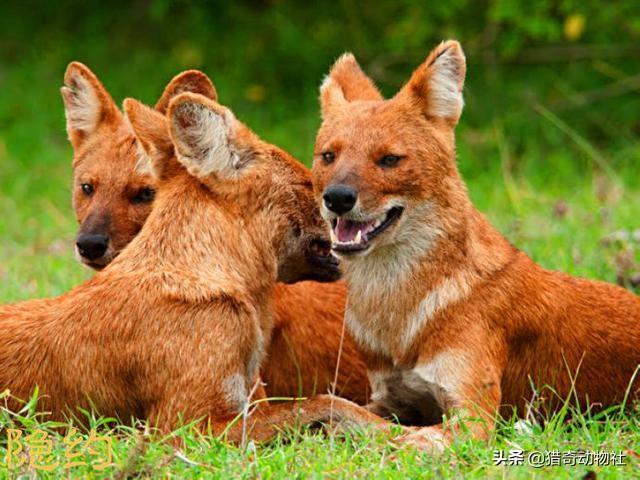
[0,0,639,301]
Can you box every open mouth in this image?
[308,238,341,280]
[330,206,404,253]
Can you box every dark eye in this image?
[81,183,94,196]
[321,152,336,165]
[378,155,402,168]
[132,187,156,204]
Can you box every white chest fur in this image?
[346,268,475,358]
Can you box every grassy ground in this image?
[1,88,639,478]
[0,393,639,478]
[1,5,640,477]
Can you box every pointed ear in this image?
[168,92,246,179]
[60,62,121,149]
[154,70,218,114]
[123,98,173,178]
[396,40,466,125]
[320,53,382,117]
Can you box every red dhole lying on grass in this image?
[312,40,640,451]
[0,91,386,442]
[60,62,369,404]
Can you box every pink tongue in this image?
[335,218,375,243]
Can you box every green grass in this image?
[1,392,639,478]
[1,3,640,477]
[1,93,639,477]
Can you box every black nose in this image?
[323,184,358,215]
[76,234,109,260]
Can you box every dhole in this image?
[61,63,369,404]
[312,40,640,450]
[0,91,386,442]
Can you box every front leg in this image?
[216,394,401,445]
[394,349,503,452]
[150,373,398,444]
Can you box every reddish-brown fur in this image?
[0,92,386,443]
[61,63,369,404]
[312,41,640,451]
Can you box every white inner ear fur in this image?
[133,140,157,177]
[63,74,102,134]
[320,76,347,111]
[172,103,241,178]
[427,49,464,120]
[122,115,162,178]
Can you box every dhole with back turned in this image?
[312,40,640,451]
[0,91,386,442]
[61,62,369,404]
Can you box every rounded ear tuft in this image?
[61,62,121,149]
[320,52,382,117]
[155,70,218,114]
[319,74,347,117]
[124,98,172,178]
[397,40,466,125]
[168,93,241,179]
[426,40,466,91]
[328,53,382,102]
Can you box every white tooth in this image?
[330,229,337,244]
[374,219,382,228]
[355,230,362,244]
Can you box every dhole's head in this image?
[61,63,217,269]
[125,93,340,284]
[313,41,467,261]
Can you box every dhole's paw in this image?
[394,426,448,455]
